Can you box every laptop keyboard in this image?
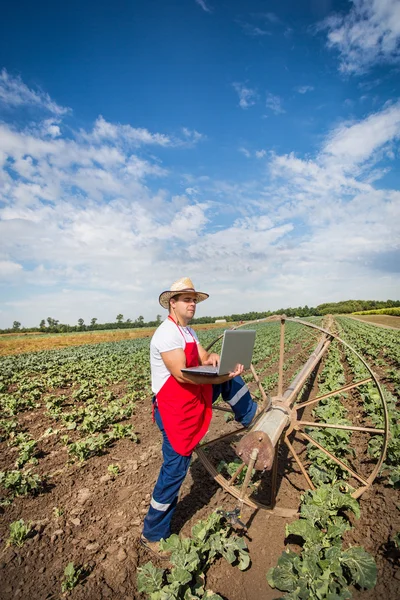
[199,365,218,373]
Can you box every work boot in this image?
[140,535,171,560]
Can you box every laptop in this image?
[181,329,256,376]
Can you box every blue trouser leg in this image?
[212,375,257,427]
[143,377,256,541]
[142,406,191,542]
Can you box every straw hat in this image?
[159,277,209,309]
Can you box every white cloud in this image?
[238,148,266,160]
[262,12,280,24]
[321,101,400,171]
[253,104,400,306]
[186,219,293,269]
[195,0,211,13]
[86,115,172,147]
[181,127,206,145]
[238,10,281,36]
[295,85,314,94]
[185,187,200,196]
[238,147,251,158]
[323,0,400,74]
[0,69,69,115]
[80,117,205,149]
[268,104,400,232]
[238,22,270,36]
[265,92,285,114]
[0,260,23,277]
[0,73,399,328]
[233,83,258,109]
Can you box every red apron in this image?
[155,316,213,456]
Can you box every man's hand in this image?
[161,348,244,386]
[227,363,244,379]
[203,352,219,367]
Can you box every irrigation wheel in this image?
[195,316,389,515]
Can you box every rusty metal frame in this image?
[196,316,389,509]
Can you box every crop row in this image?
[335,317,400,378]
[0,318,393,599]
[335,318,400,489]
[0,338,154,503]
[304,339,353,485]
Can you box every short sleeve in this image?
[152,322,184,353]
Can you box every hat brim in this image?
[159,290,209,309]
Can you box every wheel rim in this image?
[195,316,389,509]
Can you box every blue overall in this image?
[142,376,257,542]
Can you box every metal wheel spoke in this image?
[295,377,372,410]
[197,426,246,449]
[212,405,233,413]
[228,462,246,485]
[250,364,270,408]
[239,448,259,504]
[296,421,385,434]
[270,440,280,507]
[196,446,259,509]
[297,430,369,485]
[196,315,389,511]
[284,435,315,490]
[278,319,285,396]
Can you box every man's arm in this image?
[161,348,243,385]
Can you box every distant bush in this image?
[352,308,400,316]
[317,300,400,315]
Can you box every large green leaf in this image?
[171,548,200,572]
[161,534,182,552]
[340,547,377,589]
[303,484,360,520]
[283,577,311,599]
[322,546,347,583]
[167,567,192,587]
[191,512,222,542]
[184,588,201,600]
[220,537,242,562]
[201,591,224,600]
[191,573,205,597]
[300,549,322,580]
[238,550,251,571]
[191,522,208,543]
[300,503,329,526]
[325,585,352,599]
[137,562,165,594]
[286,519,323,545]
[266,550,298,592]
[326,518,351,541]
[157,589,179,600]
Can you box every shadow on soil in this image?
[170,456,221,533]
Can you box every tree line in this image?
[3,299,399,335]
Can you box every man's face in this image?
[170,293,198,324]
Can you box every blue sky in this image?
[0,0,399,328]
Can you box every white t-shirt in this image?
[150,318,200,394]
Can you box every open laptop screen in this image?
[181,329,256,376]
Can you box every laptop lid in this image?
[218,329,256,373]
[181,329,256,376]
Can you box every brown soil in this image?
[0,324,230,357]
[1,331,399,599]
[2,397,399,600]
[348,315,400,330]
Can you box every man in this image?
[140,277,259,557]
